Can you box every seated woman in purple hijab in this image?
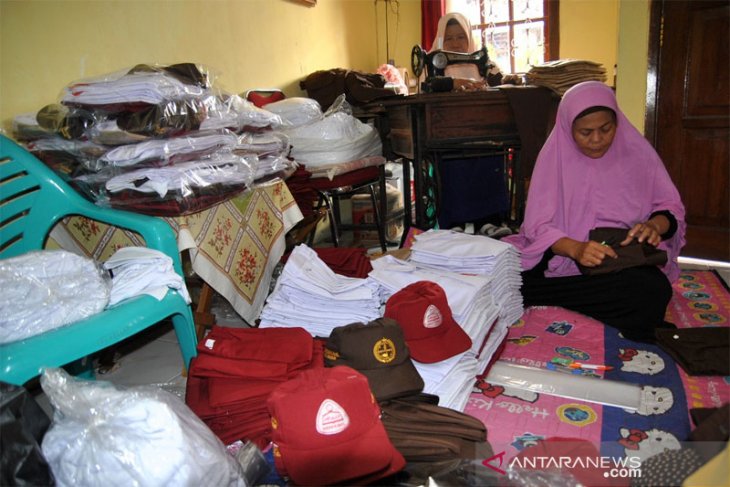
[504,81,686,342]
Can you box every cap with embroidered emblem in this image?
[384,280,472,363]
[324,317,424,401]
[267,366,405,485]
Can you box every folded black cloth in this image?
[578,227,667,275]
[655,327,730,376]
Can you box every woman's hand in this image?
[620,216,668,247]
[571,240,619,267]
[452,78,487,92]
[552,237,618,268]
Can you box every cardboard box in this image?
[351,185,404,246]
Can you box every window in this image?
[447,0,559,74]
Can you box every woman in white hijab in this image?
[423,12,503,92]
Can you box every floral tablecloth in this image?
[49,179,303,324]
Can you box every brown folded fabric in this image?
[578,227,667,275]
[686,403,730,463]
[379,397,489,462]
[655,327,730,376]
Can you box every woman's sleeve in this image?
[650,209,678,239]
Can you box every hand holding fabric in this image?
[620,216,668,247]
[555,237,618,268]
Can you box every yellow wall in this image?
[616,0,650,132]
[0,0,649,135]
[0,0,387,130]
[559,0,619,86]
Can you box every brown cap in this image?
[324,318,424,401]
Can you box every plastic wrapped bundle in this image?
[0,250,111,344]
[75,153,259,216]
[282,96,382,166]
[97,130,240,170]
[263,97,323,128]
[61,63,210,111]
[198,94,284,132]
[40,368,247,487]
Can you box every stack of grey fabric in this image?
[526,59,608,96]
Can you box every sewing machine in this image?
[411,45,490,81]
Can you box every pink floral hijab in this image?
[504,81,686,281]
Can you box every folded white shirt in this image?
[62,72,205,106]
[103,247,191,305]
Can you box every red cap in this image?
[267,366,405,485]
[384,281,472,363]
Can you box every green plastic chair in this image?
[0,135,198,386]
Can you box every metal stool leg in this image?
[368,183,387,253]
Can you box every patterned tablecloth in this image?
[49,179,303,325]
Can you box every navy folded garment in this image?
[437,155,509,230]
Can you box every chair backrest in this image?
[0,135,183,278]
[0,135,91,258]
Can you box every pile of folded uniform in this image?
[185,325,323,448]
[13,63,295,216]
[526,59,608,96]
[258,244,381,336]
[408,229,524,373]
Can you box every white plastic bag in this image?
[264,97,323,128]
[282,96,382,166]
[40,368,247,487]
[0,250,111,344]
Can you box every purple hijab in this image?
[504,81,686,281]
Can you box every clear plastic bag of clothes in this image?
[0,250,111,344]
[94,130,240,170]
[60,63,211,110]
[263,97,323,128]
[282,94,382,166]
[40,368,247,487]
[73,152,259,216]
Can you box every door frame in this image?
[644,0,663,145]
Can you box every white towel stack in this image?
[259,245,382,337]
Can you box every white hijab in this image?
[430,12,481,80]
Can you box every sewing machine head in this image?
[411,45,490,80]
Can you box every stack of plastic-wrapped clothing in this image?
[12,63,295,216]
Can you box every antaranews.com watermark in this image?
[482,451,642,479]
[510,455,642,479]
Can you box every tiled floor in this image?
[33,255,730,416]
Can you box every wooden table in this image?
[361,86,558,232]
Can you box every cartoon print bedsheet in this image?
[465,270,730,465]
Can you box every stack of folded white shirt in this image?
[102,247,191,305]
[412,351,479,412]
[259,245,382,337]
[406,230,524,372]
[369,256,497,410]
[370,255,499,356]
[100,154,258,197]
[62,71,206,106]
[99,131,239,168]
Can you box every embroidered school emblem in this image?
[316,399,349,435]
[423,304,442,328]
[373,338,396,363]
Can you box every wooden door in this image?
[646,0,729,261]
